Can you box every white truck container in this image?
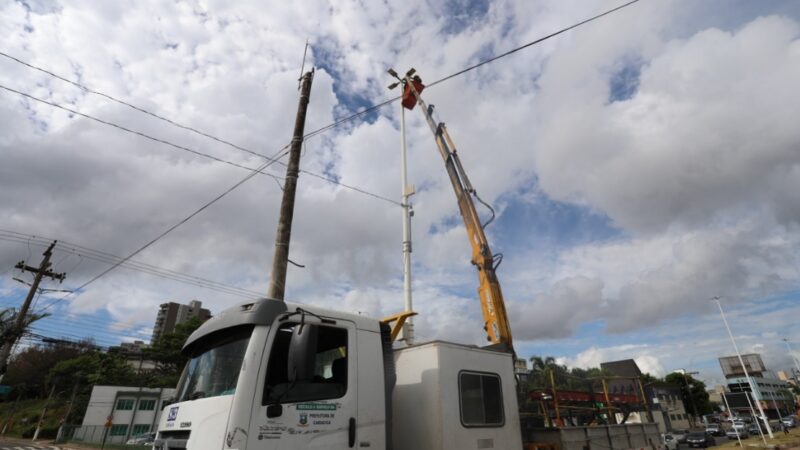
[393,341,522,450]
[154,299,522,450]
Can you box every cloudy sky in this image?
[1,0,800,387]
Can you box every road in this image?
[0,440,60,450]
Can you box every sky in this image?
[1,0,800,388]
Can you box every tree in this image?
[664,372,713,416]
[4,340,91,398]
[0,307,47,349]
[142,316,204,387]
[48,351,139,388]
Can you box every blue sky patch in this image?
[439,0,490,35]
[608,59,642,103]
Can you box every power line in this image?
[0,232,257,332]
[0,228,265,301]
[0,83,287,182]
[0,55,400,206]
[37,146,289,313]
[301,0,643,137]
[0,50,280,163]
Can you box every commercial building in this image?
[718,353,795,419]
[73,385,176,444]
[151,299,211,343]
[599,359,691,432]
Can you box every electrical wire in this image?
[0,230,265,300]
[0,55,400,206]
[0,50,278,163]
[37,146,289,313]
[301,0,643,137]
[0,83,287,183]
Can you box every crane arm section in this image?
[403,78,514,352]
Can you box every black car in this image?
[686,432,715,448]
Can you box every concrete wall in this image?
[526,424,662,450]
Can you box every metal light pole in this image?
[389,68,416,344]
[712,296,774,438]
[783,338,800,378]
[720,392,743,448]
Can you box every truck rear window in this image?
[459,371,504,427]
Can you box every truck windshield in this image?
[176,325,253,402]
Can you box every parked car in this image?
[671,429,690,444]
[662,433,679,450]
[732,420,747,432]
[727,429,749,440]
[126,432,156,446]
[746,423,762,435]
[686,432,715,448]
[782,416,797,428]
[705,423,725,436]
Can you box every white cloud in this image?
[1,0,799,377]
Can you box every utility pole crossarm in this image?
[0,241,64,378]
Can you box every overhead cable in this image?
[0,50,276,162]
[0,84,286,182]
[0,56,400,206]
[302,0,643,137]
[37,147,288,313]
[0,231,264,299]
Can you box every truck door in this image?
[248,319,357,449]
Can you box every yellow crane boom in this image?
[396,70,514,353]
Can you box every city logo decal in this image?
[167,406,179,422]
[299,413,308,426]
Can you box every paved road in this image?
[0,440,61,450]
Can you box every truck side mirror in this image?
[287,324,318,382]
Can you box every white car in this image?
[782,416,796,428]
[662,433,679,450]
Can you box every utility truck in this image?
[155,70,523,450]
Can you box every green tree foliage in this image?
[4,341,91,398]
[0,308,48,348]
[664,372,713,416]
[48,351,139,388]
[141,316,204,388]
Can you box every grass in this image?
[0,398,69,438]
[713,427,800,449]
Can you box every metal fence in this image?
[59,424,153,447]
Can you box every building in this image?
[646,383,692,432]
[718,353,795,419]
[151,299,211,343]
[599,359,691,433]
[73,385,176,444]
[107,340,156,373]
[707,384,727,405]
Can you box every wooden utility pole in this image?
[267,70,314,301]
[0,241,65,378]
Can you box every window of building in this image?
[263,323,348,405]
[138,399,156,411]
[110,424,128,436]
[131,424,150,436]
[670,414,676,420]
[116,399,134,410]
[459,371,504,427]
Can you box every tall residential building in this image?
[151,300,211,343]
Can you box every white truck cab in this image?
[155,298,521,450]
